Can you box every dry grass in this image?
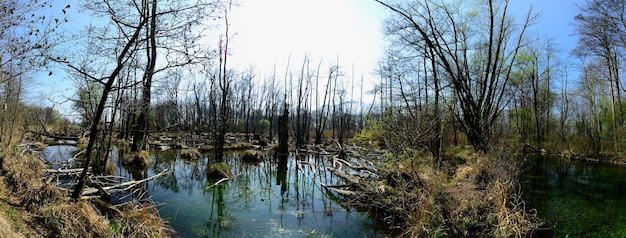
[492,181,541,238]
[446,147,541,237]
[343,146,541,237]
[241,150,264,162]
[109,201,173,238]
[229,142,253,150]
[0,144,175,238]
[180,148,202,160]
[40,201,109,238]
[206,162,233,179]
[0,214,24,238]
[1,146,44,193]
[122,150,151,168]
[20,183,64,212]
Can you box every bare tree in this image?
[0,1,69,143]
[56,0,217,200]
[211,1,234,162]
[574,0,626,151]
[376,0,536,151]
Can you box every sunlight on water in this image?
[41,145,79,169]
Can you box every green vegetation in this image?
[206,162,233,179]
[4,0,626,236]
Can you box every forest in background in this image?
[1,0,624,159]
[2,0,626,236]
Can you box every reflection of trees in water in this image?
[151,152,179,193]
[526,155,626,202]
[207,184,227,237]
[128,151,379,236]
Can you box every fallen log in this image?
[322,186,357,196]
[45,168,87,174]
[29,131,81,141]
[91,197,122,217]
[319,182,351,189]
[205,177,230,189]
[327,167,361,186]
[82,169,169,196]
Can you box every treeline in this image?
[76,55,367,147]
[368,0,626,158]
[3,0,626,164]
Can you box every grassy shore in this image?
[343,145,542,237]
[0,144,173,238]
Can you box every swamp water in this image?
[42,146,385,237]
[521,155,626,237]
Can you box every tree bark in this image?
[72,17,147,201]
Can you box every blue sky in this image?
[31,0,585,117]
[510,0,582,52]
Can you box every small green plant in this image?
[108,221,122,236]
[353,119,383,143]
[6,207,19,222]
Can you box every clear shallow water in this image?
[41,146,384,237]
[41,145,79,169]
[133,151,384,238]
[521,155,626,237]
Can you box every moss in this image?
[206,162,232,179]
[121,150,151,168]
[241,150,264,162]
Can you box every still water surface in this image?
[146,151,384,237]
[43,146,384,238]
[521,155,626,237]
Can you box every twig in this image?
[205,177,230,189]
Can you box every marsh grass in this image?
[180,148,202,160]
[345,146,541,237]
[40,201,110,238]
[20,183,63,212]
[1,147,43,193]
[206,162,233,179]
[122,150,151,168]
[0,145,174,237]
[108,201,173,238]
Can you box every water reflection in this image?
[522,155,626,237]
[145,152,383,238]
[41,145,79,169]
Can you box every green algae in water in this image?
[521,155,626,237]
